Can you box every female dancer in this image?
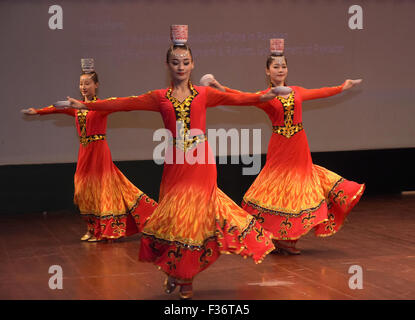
[21,60,157,242]
[66,28,279,299]
[207,40,365,255]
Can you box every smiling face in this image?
[166,47,194,83]
[79,74,98,100]
[266,55,288,86]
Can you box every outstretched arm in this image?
[21,106,76,116]
[297,79,362,101]
[204,75,249,94]
[67,91,160,112]
[205,86,276,108]
[222,86,246,94]
[206,78,270,111]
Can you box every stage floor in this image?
[1,194,414,300]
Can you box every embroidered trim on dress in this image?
[273,91,304,138]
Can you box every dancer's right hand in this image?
[21,108,37,115]
[342,79,363,91]
[67,97,86,109]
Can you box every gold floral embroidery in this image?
[78,97,106,146]
[85,217,96,234]
[80,134,106,146]
[331,190,348,206]
[166,82,199,129]
[149,240,161,255]
[167,247,183,271]
[108,217,126,235]
[166,82,200,152]
[168,246,183,259]
[280,217,292,229]
[199,248,213,268]
[301,212,316,229]
[279,229,288,238]
[252,212,265,224]
[273,123,303,138]
[273,91,304,138]
[324,213,336,233]
[171,133,207,152]
[254,226,265,242]
[328,178,348,206]
[77,110,88,145]
[278,217,292,238]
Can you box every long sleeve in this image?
[84,91,160,112]
[224,87,246,94]
[223,86,270,110]
[35,105,76,117]
[205,86,261,108]
[295,83,344,101]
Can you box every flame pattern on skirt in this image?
[241,130,365,240]
[74,141,157,239]
[139,142,274,280]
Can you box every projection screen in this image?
[1,0,414,165]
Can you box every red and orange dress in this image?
[35,101,157,240]
[84,84,275,281]
[225,85,365,241]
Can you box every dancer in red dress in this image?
[21,59,157,242]
[67,26,279,299]
[207,39,365,255]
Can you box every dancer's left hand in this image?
[342,79,363,91]
[260,89,279,102]
[67,97,86,109]
[209,79,226,92]
[21,108,37,115]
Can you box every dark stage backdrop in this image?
[1,0,414,166]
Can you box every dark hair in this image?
[166,44,193,63]
[80,72,99,100]
[266,54,288,69]
[81,71,99,84]
[266,54,288,87]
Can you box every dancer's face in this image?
[79,74,98,100]
[167,48,194,82]
[266,56,288,86]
